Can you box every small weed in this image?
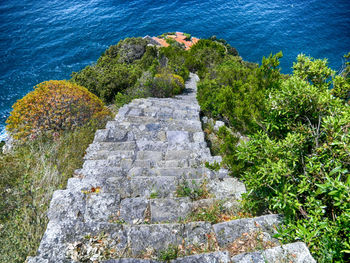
[158,245,179,261]
[108,211,125,224]
[184,201,252,224]
[150,191,159,199]
[176,178,210,201]
[205,161,220,171]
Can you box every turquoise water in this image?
[1,0,349,140]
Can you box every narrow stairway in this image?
[28,73,315,263]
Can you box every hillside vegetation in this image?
[0,34,349,262]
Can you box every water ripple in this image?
[0,0,349,139]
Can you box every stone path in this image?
[28,73,315,262]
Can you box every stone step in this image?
[84,149,216,166]
[67,175,245,201]
[213,214,282,248]
[34,215,283,262]
[86,141,137,152]
[124,106,199,121]
[112,117,203,132]
[84,150,136,160]
[231,242,316,263]
[170,252,230,263]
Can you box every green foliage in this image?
[102,37,149,64]
[176,178,209,201]
[209,35,239,56]
[183,33,191,40]
[148,73,185,98]
[236,70,350,262]
[197,53,283,134]
[158,46,190,80]
[332,75,350,102]
[293,54,335,89]
[71,37,152,103]
[198,50,350,261]
[158,245,179,261]
[72,62,142,103]
[6,80,111,141]
[0,123,103,263]
[187,39,227,77]
[205,161,220,171]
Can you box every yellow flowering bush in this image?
[151,73,185,97]
[6,80,112,140]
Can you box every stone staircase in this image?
[28,73,315,263]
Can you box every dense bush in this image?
[158,46,190,81]
[236,76,349,262]
[71,38,150,103]
[71,62,142,103]
[186,39,228,77]
[197,52,282,134]
[197,51,350,262]
[148,73,185,98]
[6,80,111,141]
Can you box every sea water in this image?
[1,0,349,140]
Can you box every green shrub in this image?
[158,46,190,81]
[236,73,350,262]
[72,62,142,103]
[6,80,111,141]
[198,50,350,261]
[197,53,282,134]
[187,39,227,77]
[147,73,185,98]
[71,38,149,103]
[183,33,191,40]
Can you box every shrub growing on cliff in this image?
[6,80,111,141]
[71,38,148,103]
[197,52,349,262]
[149,73,185,97]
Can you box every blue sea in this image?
[1,0,349,140]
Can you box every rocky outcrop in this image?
[28,73,315,262]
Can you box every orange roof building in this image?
[151,32,200,50]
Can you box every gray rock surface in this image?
[29,73,314,262]
[231,242,316,263]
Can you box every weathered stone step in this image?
[213,214,281,248]
[231,242,316,263]
[34,215,282,262]
[136,140,210,152]
[67,176,245,200]
[128,97,200,109]
[84,149,217,167]
[86,141,137,153]
[111,117,203,132]
[124,106,199,120]
[84,150,135,160]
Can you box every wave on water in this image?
[1,0,349,138]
